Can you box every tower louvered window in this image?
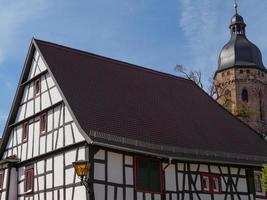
[242,89,248,102]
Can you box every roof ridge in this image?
[34,39,192,84]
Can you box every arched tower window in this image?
[259,91,264,121]
[241,89,248,102]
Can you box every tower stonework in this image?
[214,11,267,135]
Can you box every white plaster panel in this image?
[65,124,73,146]
[35,96,41,113]
[236,178,247,192]
[73,186,86,199]
[165,164,176,191]
[41,91,51,110]
[55,127,63,149]
[18,182,24,194]
[38,175,45,190]
[41,76,48,92]
[25,100,34,118]
[210,165,220,173]
[230,167,238,174]
[108,185,115,200]
[37,160,45,174]
[16,104,26,122]
[189,164,198,171]
[46,74,55,88]
[137,192,143,200]
[178,163,184,171]
[65,149,76,166]
[50,87,62,104]
[172,194,177,200]
[94,163,105,181]
[178,172,183,191]
[213,195,224,200]
[125,155,133,165]
[64,107,73,123]
[28,59,36,80]
[33,122,40,157]
[65,168,75,185]
[199,164,209,172]
[47,133,53,152]
[54,154,64,186]
[126,187,134,200]
[72,123,84,142]
[145,193,152,200]
[94,150,105,160]
[21,143,27,161]
[199,194,211,200]
[47,110,53,132]
[220,166,228,174]
[125,167,133,185]
[154,194,161,200]
[94,184,105,200]
[65,188,73,200]
[46,192,53,200]
[27,124,34,159]
[108,152,123,184]
[38,56,47,72]
[46,158,52,171]
[53,107,60,129]
[21,85,29,103]
[78,146,85,160]
[46,173,53,189]
[239,196,249,200]
[28,83,34,100]
[17,125,22,145]
[117,187,123,200]
[40,136,46,155]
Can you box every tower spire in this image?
[234,0,238,14]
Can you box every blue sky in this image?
[0,0,267,134]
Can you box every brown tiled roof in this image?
[35,39,267,164]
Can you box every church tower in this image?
[214,3,267,135]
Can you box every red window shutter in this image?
[22,122,29,142]
[40,113,47,134]
[34,79,41,96]
[24,166,34,194]
[0,171,3,190]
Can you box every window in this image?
[34,78,41,96]
[40,113,47,134]
[240,70,244,74]
[22,122,29,142]
[201,174,222,193]
[0,171,3,191]
[246,69,250,74]
[201,174,210,192]
[242,89,248,102]
[227,71,231,75]
[212,176,221,193]
[254,173,263,193]
[24,166,34,194]
[259,92,264,121]
[135,157,163,193]
[222,72,225,77]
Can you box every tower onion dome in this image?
[217,13,265,72]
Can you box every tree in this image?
[174,64,227,101]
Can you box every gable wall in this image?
[2,49,85,162]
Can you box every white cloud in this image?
[0,0,49,63]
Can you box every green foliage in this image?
[262,165,267,191]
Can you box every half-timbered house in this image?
[0,38,267,200]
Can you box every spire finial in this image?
[234,0,238,14]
